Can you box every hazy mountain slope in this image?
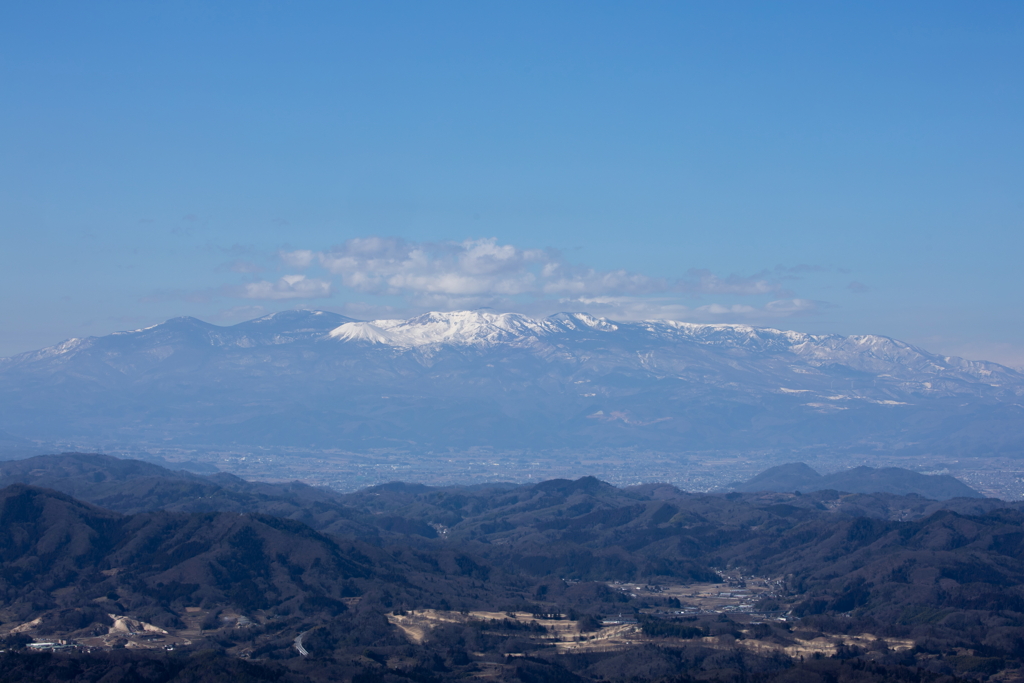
[1,310,1022,456]
[730,463,823,492]
[817,466,983,499]
[0,429,45,459]
[731,463,983,499]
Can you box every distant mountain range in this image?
[1,310,1022,458]
[730,463,983,499]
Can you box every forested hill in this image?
[3,458,1024,681]
[0,452,379,537]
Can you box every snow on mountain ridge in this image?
[326,310,897,356]
[11,337,94,365]
[547,312,619,331]
[330,310,560,348]
[321,311,1023,388]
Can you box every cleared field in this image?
[385,608,915,659]
[606,575,784,614]
[6,608,267,655]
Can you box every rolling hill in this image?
[4,465,1024,681]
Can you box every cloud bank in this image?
[229,237,826,323]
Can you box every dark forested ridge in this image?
[0,453,378,536]
[2,454,1024,683]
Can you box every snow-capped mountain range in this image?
[1,310,1022,457]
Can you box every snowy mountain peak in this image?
[548,312,619,332]
[328,322,394,344]
[326,310,825,351]
[329,310,559,348]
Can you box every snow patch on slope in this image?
[548,312,619,332]
[329,322,395,344]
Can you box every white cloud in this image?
[301,237,789,304]
[558,296,822,323]
[279,249,315,268]
[764,298,820,315]
[694,303,758,315]
[314,237,547,299]
[242,275,332,300]
[234,237,827,323]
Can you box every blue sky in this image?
[2,2,1023,366]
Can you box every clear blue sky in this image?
[2,2,1023,366]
